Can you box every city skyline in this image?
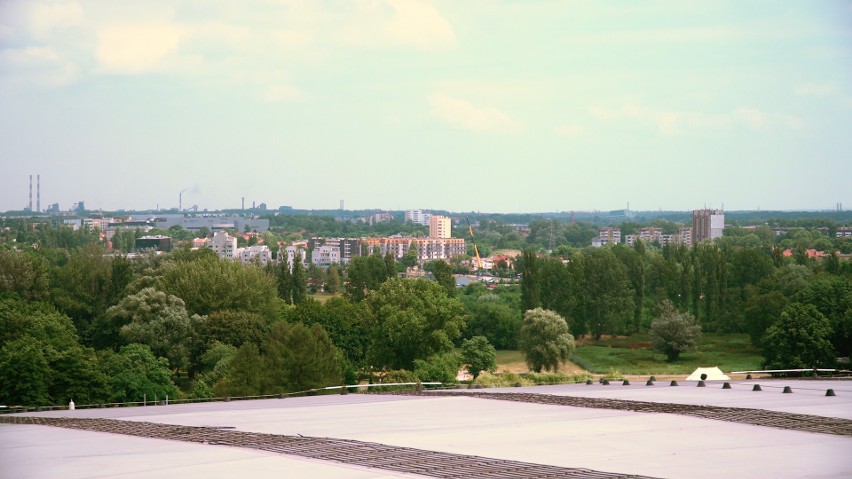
[1,1,851,213]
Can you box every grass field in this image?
[494,334,763,375]
[308,293,342,303]
[571,333,763,375]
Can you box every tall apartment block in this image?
[429,215,451,238]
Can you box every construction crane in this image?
[466,217,483,270]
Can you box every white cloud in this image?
[95,24,185,74]
[0,46,77,87]
[385,0,456,50]
[794,83,838,97]
[30,1,85,39]
[733,107,767,129]
[264,83,308,102]
[568,27,737,47]
[339,0,456,50]
[553,125,584,136]
[589,100,804,135]
[430,92,520,132]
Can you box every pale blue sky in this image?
[1,1,850,213]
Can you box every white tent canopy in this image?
[686,367,730,381]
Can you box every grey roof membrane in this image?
[2,379,851,479]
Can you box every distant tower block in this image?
[340,200,344,210]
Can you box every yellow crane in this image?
[466,217,483,270]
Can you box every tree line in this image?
[1,214,850,407]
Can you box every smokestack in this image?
[29,175,32,211]
[37,175,40,213]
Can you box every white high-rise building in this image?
[405,209,432,226]
[208,231,238,259]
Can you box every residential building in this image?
[311,245,340,267]
[429,215,451,238]
[591,227,620,247]
[405,209,432,226]
[239,245,273,266]
[208,231,238,259]
[692,209,725,244]
[82,217,113,231]
[360,237,412,259]
[358,211,394,225]
[309,237,361,264]
[280,245,307,271]
[412,237,466,261]
[836,227,852,238]
[625,227,692,247]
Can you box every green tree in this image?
[762,303,835,369]
[520,249,541,311]
[462,298,522,349]
[0,297,108,406]
[197,310,269,349]
[518,308,575,373]
[793,275,851,357]
[401,246,418,269]
[102,344,179,403]
[263,322,343,393]
[48,345,110,405]
[426,260,455,297]
[0,336,51,405]
[110,287,193,371]
[580,248,634,339]
[275,261,293,303]
[0,250,50,301]
[384,252,397,278]
[345,255,390,301]
[290,256,308,304]
[648,300,702,361]
[743,289,788,347]
[366,278,466,370]
[413,352,461,383]
[613,245,646,333]
[461,336,497,381]
[287,297,371,371]
[326,264,341,294]
[158,255,279,320]
[50,244,116,338]
[212,343,264,397]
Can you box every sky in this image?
[1,1,851,214]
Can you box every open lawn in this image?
[494,350,527,372]
[308,293,342,303]
[571,333,763,375]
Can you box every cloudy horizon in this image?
[1,1,850,213]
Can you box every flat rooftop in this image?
[2,379,851,478]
